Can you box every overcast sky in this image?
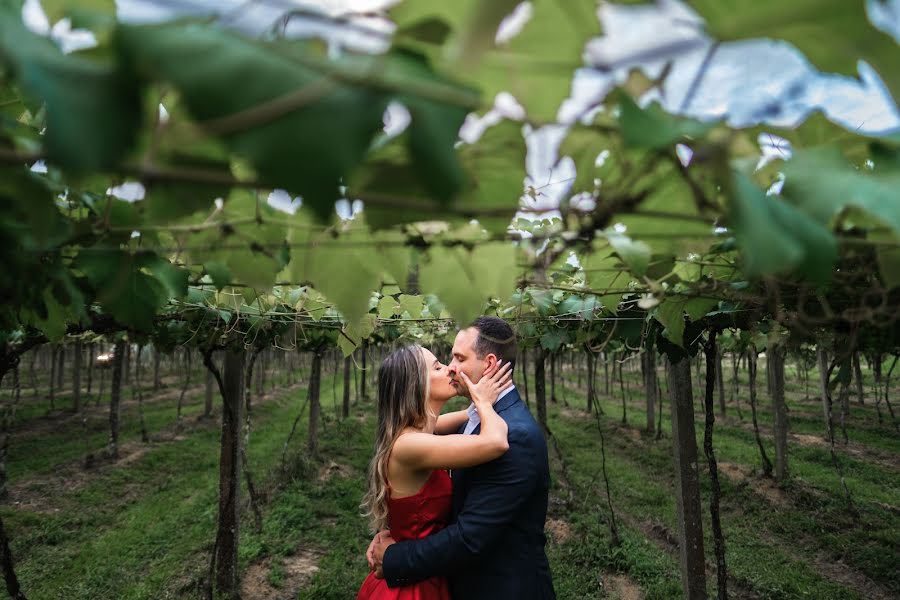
[23,0,900,217]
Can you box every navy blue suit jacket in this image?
[382,388,555,599]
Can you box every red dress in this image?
[357,469,453,600]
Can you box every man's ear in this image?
[484,354,499,371]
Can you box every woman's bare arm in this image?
[434,409,469,435]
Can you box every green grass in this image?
[1,359,897,599]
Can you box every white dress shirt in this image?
[463,385,516,435]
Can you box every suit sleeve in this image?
[382,427,540,588]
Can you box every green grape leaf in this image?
[655,299,686,347]
[684,297,719,321]
[398,293,424,318]
[455,120,527,233]
[781,147,900,234]
[189,191,286,290]
[307,221,382,329]
[473,0,601,122]
[730,171,837,282]
[41,0,115,24]
[557,124,610,195]
[141,157,228,224]
[378,296,400,319]
[558,294,602,320]
[390,51,471,203]
[539,329,569,352]
[356,120,525,232]
[75,248,169,331]
[871,230,900,289]
[31,289,68,341]
[204,260,231,290]
[618,94,713,149]
[0,6,140,170]
[118,24,389,219]
[300,289,329,322]
[419,242,516,326]
[607,232,651,277]
[618,163,715,257]
[145,255,189,300]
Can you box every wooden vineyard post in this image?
[215,345,245,598]
[204,368,214,418]
[747,347,773,476]
[534,348,548,434]
[308,350,323,455]
[586,349,596,413]
[666,355,707,600]
[769,343,789,483]
[643,346,657,433]
[342,355,351,419]
[107,340,125,459]
[72,338,82,413]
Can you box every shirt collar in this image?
[467,384,516,417]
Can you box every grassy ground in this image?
[1,357,897,599]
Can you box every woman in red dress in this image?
[357,344,511,600]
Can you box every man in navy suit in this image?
[369,316,556,599]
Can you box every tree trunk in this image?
[666,355,707,600]
[360,341,368,400]
[214,345,244,599]
[853,352,864,405]
[204,367,214,418]
[342,355,351,419]
[28,351,37,401]
[242,348,264,534]
[0,366,20,499]
[872,355,884,423]
[549,352,557,404]
[643,347,657,433]
[603,353,610,395]
[123,343,131,386]
[534,348,548,434]
[86,343,94,396]
[96,357,106,407]
[56,345,65,390]
[732,352,744,420]
[133,346,149,443]
[837,378,850,445]
[716,347,726,418]
[769,344,789,483]
[0,515,27,600]
[586,350,596,413]
[817,347,832,434]
[107,340,125,459]
[176,348,193,426]
[72,339,82,413]
[703,332,728,600]
[308,351,323,455]
[657,354,667,440]
[817,346,857,508]
[747,347,773,476]
[618,358,627,425]
[153,347,162,391]
[48,346,57,412]
[884,356,899,432]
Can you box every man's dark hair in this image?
[470,316,517,371]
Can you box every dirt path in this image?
[715,463,897,600]
[7,382,305,514]
[555,405,897,600]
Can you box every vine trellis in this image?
[0,0,899,598]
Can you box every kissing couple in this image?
[356,316,556,599]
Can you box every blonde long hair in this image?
[360,345,430,532]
